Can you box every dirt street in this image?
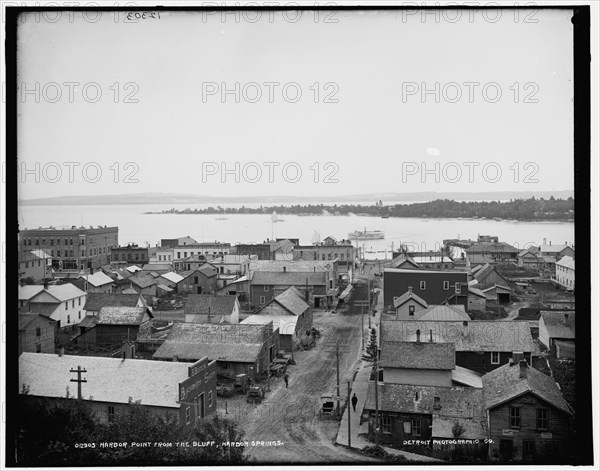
[216,282,378,464]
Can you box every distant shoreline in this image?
[141,198,575,222]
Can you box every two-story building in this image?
[24,283,87,328]
[18,250,51,282]
[110,244,149,266]
[553,256,575,292]
[250,270,330,309]
[78,271,114,294]
[380,319,537,374]
[177,266,218,295]
[293,237,357,274]
[184,295,240,324]
[482,359,573,462]
[383,269,469,312]
[18,313,56,355]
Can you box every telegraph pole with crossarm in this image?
[70,366,87,400]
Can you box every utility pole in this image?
[374,357,380,445]
[336,343,340,417]
[361,304,365,350]
[347,381,352,447]
[70,366,87,400]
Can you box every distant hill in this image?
[19,190,574,206]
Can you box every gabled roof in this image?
[80,271,114,287]
[556,255,575,270]
[380,341,455,370]
[266,287,309,316]
[381,320,535,352]
[97,306,152,326]
[19,313,54,330]
[129,272,157,289]
[30,284,86,303]
[77,315,98,329]
[415,305,471,321]
[540,311,575,339]
[153,322,270,363]
[19,353,190,409]
[518,247,539,258]
[390,254,420,269]
[184,295,237,316]
[18,285,45,301]
[393,289,428,309]
[482,361,572,415]
[178,268,218,283]
[159,272,184,284]
[83,293,141,312]
[473,263,511,286]
[251,271,326,286]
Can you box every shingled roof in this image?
[364,383,487,439]
[19,313,54,330]
[129,272,157,289]
[482,361,573,415]
[381,320,535,352]
[415,305,471,321]
[97,306,152,326]
[153,322,271,363]
[254,287,309,316]
[540,311,575,339]
[83,293,141,312]
[184,295,237,316]
[379,341,455,370]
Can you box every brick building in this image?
[19,226,118,271]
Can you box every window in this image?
[491,352,500,364]
[264,285,269,292]
[455,282,461,293]
[35,239,39,246]
[67,315,70,324]
[186,406,191,424]
[222,362,228,369]
[79,311,82,319]
[536,408,549,430]
[208,391,213,407]
[36,327,41,337]
[72,300,75,308]
[107,406,115,421]
[393,296,399,301]
[70,238,73,245]
[259,296,265,304]
[184,252,188,258]
[409,305,415,316]
[64,239,68,246]
[65,303,68,311]
[36,344,42,353]
[509,406,521,429]
[419,281,426,290]
[177,252,181,258]
[194,276,199,284]
[79,297,81,306]
[443,281,449,290]
[381,416,392,434]
[411,419,422,436]
[50,239,54,246]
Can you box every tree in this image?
[363,328,378,362]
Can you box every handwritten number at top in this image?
[126,12,161,22]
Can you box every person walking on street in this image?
[284,372,289,388]
[351,393,358,412]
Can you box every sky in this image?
[16,8,575,200]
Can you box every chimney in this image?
[519,359,528,379]
[512,352,524,365]
[43,279,49,289]
[408,286,413,295]
[429,329,433,343]
[433,396,441,410]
